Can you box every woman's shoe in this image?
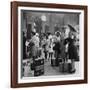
[69,69,76,74]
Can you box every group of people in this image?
[23,25,79,74]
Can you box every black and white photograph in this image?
[11,1,87,88]
[18,7,84,82]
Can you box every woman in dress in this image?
[64,31,78,73]
[53,31,61,66]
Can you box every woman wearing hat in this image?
[30,29,39,58]
[64,25,78,73]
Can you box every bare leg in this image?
[70,59,76,73]
[71,59,75,71]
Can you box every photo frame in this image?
[11,1,88,88]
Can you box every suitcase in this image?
[63,62,69,72]
[34,67,44,76]
[55,57,63,66]
[59,60,72,73]
[34,58,44,76]
[51,58,62,67]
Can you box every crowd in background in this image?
[23,24,79,74]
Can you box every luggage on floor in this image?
[59,59,72,73]
[51,58,62,66]
[34,58,44,76]
[55,58,63,66]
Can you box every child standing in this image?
[48,38,54,61]
[41,34,49,61]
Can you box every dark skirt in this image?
[68,45,78,59]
